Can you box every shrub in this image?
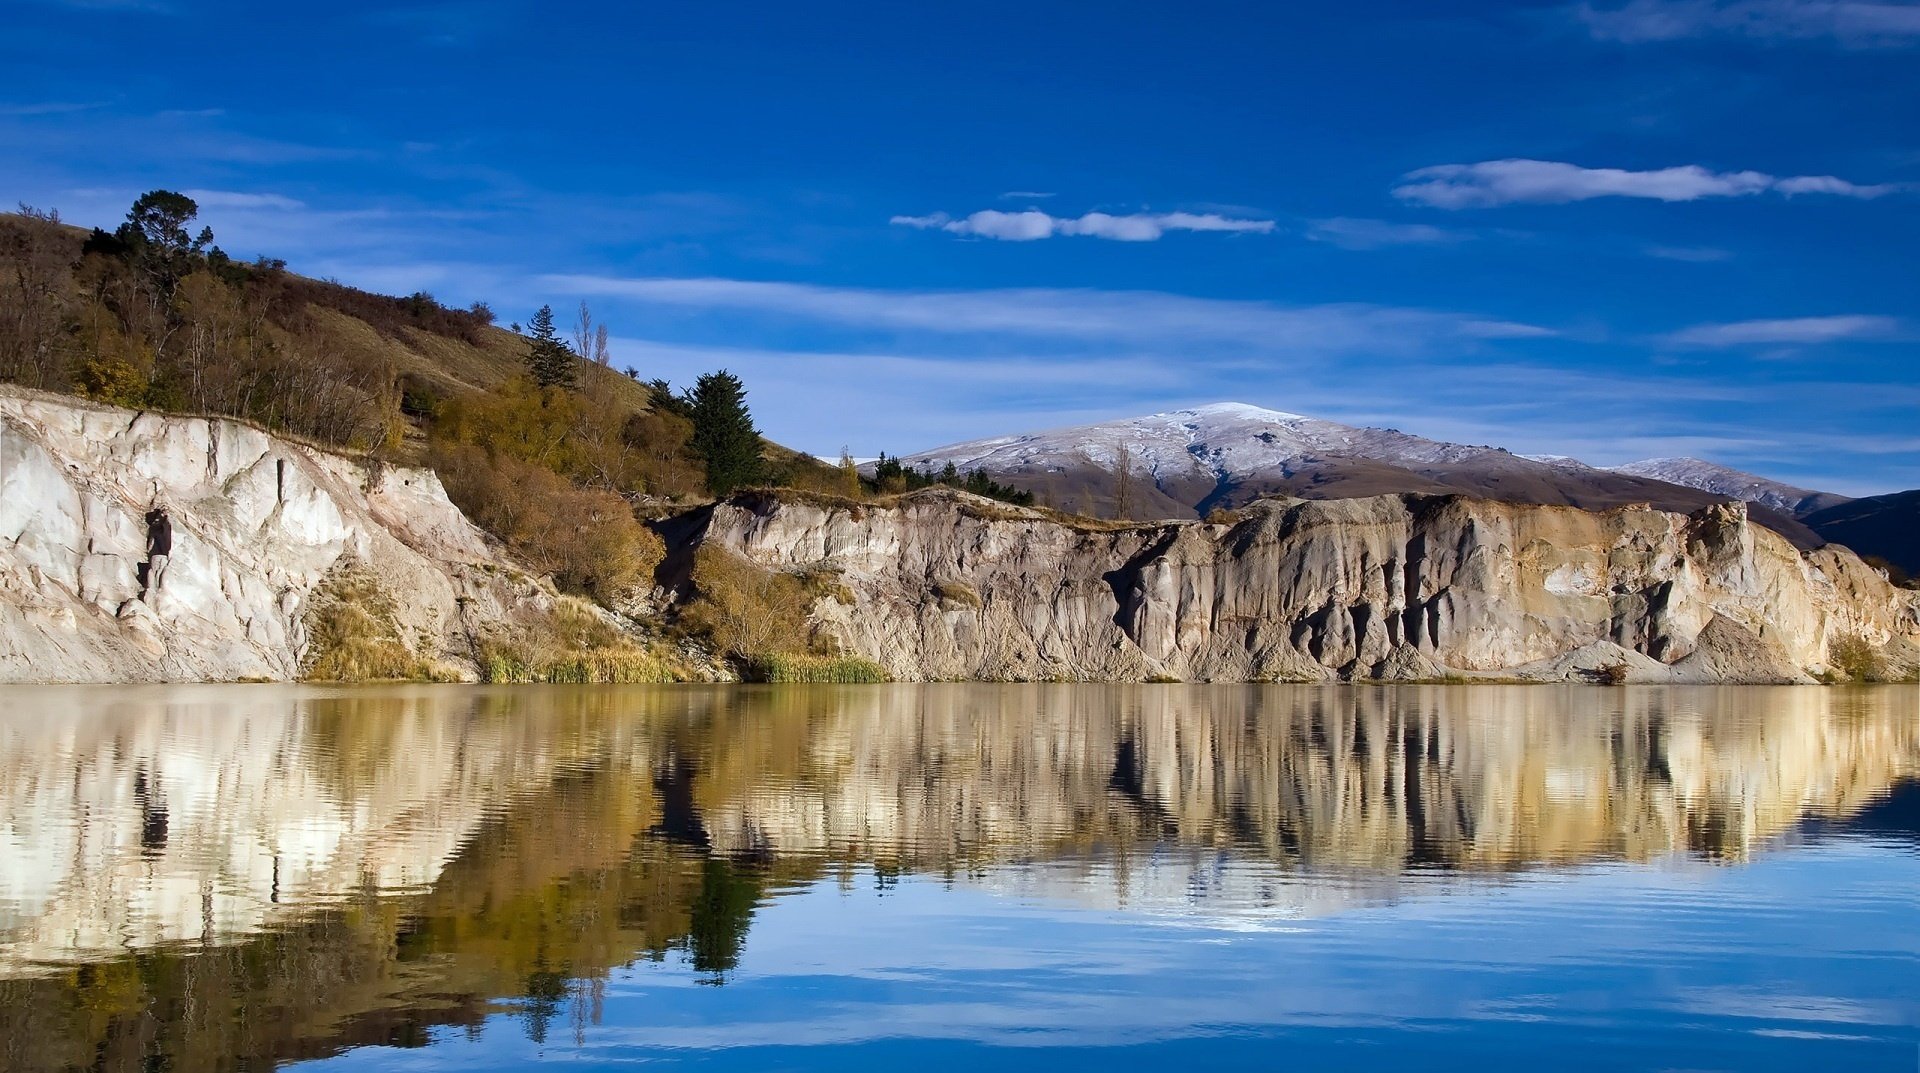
[680,546,814,659]
[436,445,664,603]
[1827,634,1886,683]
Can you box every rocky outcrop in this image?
[695,488,1920,683]
[0,387,563,682]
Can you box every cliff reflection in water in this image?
[0,683,1915,1070]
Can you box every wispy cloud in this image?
[0,101,103,117]
[29,0,174,10]
[1772,174,1904,196]
[542,275,1550,350]
[1645,244,1734,261]
[999,190,1055,200]
[891,209,1275,241]
[1394,159,1905,208]
[180,189,306,211]
[1304,217,1471,250]
[1663,314,1903,347]
[1578,0,1920,46]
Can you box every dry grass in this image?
[479,598,685,683]
[934,580,982,610]
[301,568,456,682]
[744,653,890,683]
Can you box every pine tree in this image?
[523,305,576,389]
[686,369,763,495]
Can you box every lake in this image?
[1,683,1916,1071]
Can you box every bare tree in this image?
[573,300,612,374]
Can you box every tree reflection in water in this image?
[0,683,1915,1071]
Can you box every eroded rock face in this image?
[0,388,554,682]
[697,489,1920,683]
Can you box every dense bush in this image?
[1,205,403,449]
[435,445,664,603]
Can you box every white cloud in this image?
[999,190,1056,200]
[1394,159,1905,208]
[891,208,1275,241]
[1772,174,1903,197]
[181,189,306,211]
[1304,217,1470,249]
[1578,0,1920,45]
[543,275,1550,350]
[1663,314,1903,347]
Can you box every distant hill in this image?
[1804,489,1920,579]
[1607,457,1850,518]
[890,402,1825,544]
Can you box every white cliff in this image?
[0,387,557,682]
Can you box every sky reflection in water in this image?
[0,683,1915,1071]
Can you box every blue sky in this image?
[5,0,1917,493]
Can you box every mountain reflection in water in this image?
[0,683,1915,1071]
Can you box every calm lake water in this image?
[0,684,1916,1072]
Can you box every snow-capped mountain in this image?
[889,403,1835,545]
[896,402,1510,487]
[1607,458,1849,518]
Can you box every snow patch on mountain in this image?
[1608,458,1847,517]
[894,402,1514,483]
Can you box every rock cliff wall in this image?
[0,388,560,682]
[697,488,1920,683]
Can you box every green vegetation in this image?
[1589,662,1631,686]
[686,369,764,495]
[521,303,576,389]
[871,452,1036,505]
[745,653,891,683]
[0,193,915,676]
[680,545,813,657]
